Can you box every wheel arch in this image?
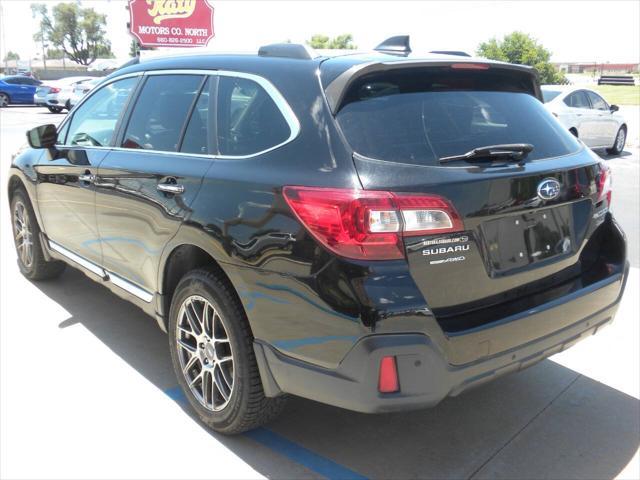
[0,90,11,101]
[7,174,26,202]
[158,241,248,333]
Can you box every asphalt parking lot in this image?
[1,105,639,480]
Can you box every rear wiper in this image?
[438,143,533,165]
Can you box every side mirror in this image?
[610,104,619,113]
[26,124,57,149]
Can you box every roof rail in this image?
[258,43,317,60]
[374,35,411,56]
[429,50,471,57]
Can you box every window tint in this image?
[122,74,203,152]
[586,91,608,110]
[56,120,70,146]
[217,76,290,156]
[23,77,40,85]
[542,90,561,103]
[564,91,590,109]
[3,77,18,84]
[66,77,137,147]
[180,77,211,155]
[336,69,580,166]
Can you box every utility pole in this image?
[40,21,47,71]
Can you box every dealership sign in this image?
[129,0,214,48]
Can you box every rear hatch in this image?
[328,61,611,330]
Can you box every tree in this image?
[308,33,357,50]
[46,48,64,59]
[477,31,566,84]
[129,39,156,58]
[31,2,113,66]
[3,51,20,61]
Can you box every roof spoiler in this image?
[429,50,471,57]
[258,43,318,60]
[323,60,540,114]
[374,35,411,56]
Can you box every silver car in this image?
[542,86,627,154]
[44,76,94,113]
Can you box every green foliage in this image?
[129,39,156,58]
[30,2,113,66]
[3,51,20,61]
[477,31,566,84]
[308,33,357,50]
[46,48,65,59]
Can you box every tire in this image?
[168,269,286,434]
[10,189,66,280]
[47,106,63,113]
[607,126,626,155]
[0,92,9,107]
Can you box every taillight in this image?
[50,87,61,93]
[282,186,463,260]
[597,162,612,206]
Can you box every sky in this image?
[0,0,639,64]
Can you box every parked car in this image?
[69,77,101,108]
[34,85,52,108]
[8,38,628,434]
[542,86,627,154]
[0,75,42,107]
[43,76,94,113]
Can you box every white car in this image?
[69,77,102,108]
[542,86,627,154]
[44,76,94,113]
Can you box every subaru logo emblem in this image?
[537,178,561,201]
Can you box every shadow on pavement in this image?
[39,267,639,479]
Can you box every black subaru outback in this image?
[8,36,628,434]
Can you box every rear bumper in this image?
[254,262,628,413]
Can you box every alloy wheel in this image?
[0,94,8,107]
[176,295,234,411]
[616,129,626,152]
[13,201,33,268]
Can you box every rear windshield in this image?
[542,89,562,102]
[336,69,580,166]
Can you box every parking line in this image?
[163,387,368,480]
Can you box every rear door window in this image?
[564,91,591,109]
[335,69,580,166]
[122,74,204,152]
[65,77,138,147]
[180,77,213,155]
[217,76,291,156]
[586,91,609,111]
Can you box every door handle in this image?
[78,173,95,183]
[157,183,185,194]
[93,178,116,188]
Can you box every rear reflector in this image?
[378,356,399,393]
[283,187,463,260]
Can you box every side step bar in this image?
[47,240,153,303]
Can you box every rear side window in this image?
[180,77,212,155]
[336,69,580,166]
[122,74,203,152]
[66,77,137,147]
[542,90,561,103]
[217,76,290,156]
[586,91,608,110]
[564,91,590,108]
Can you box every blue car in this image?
[0,75,42,107]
